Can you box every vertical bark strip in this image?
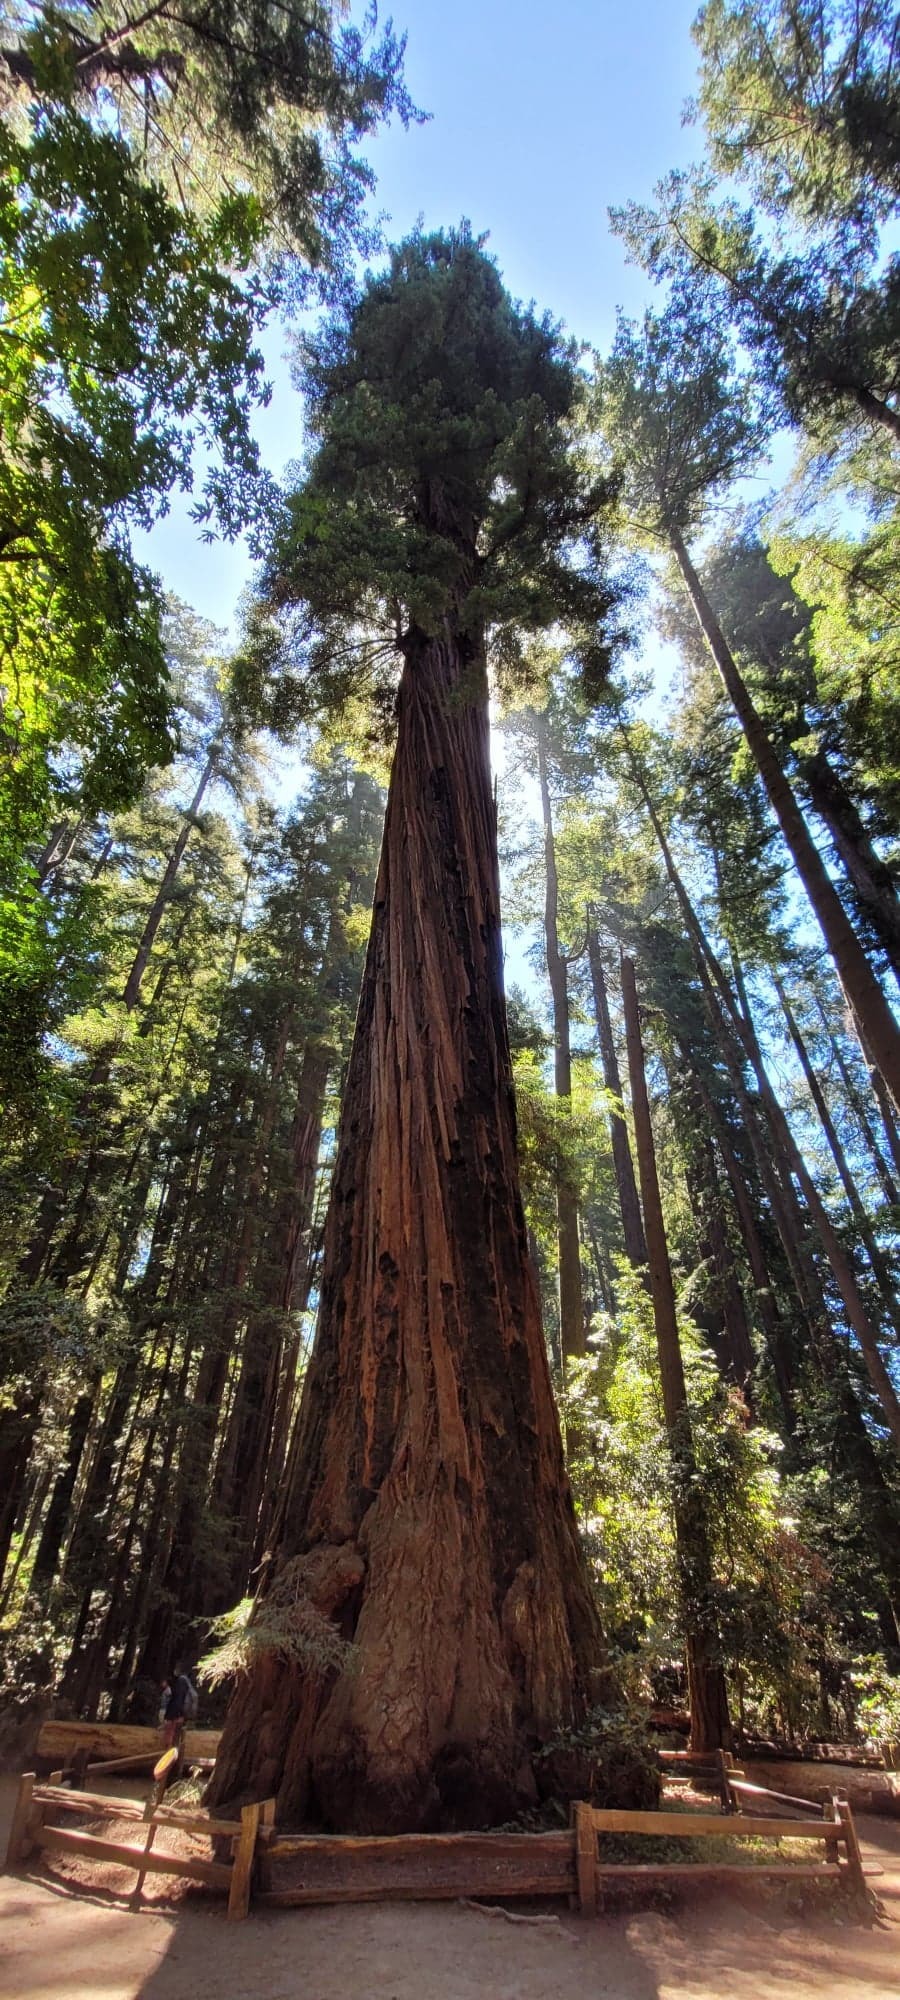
[209,622,603,1832]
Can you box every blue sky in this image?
[135,0,704,629]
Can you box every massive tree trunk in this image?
[667,524,900,1116]
[620,953,731,1753]
[208,617,603,1832]
[536,716,586,1357]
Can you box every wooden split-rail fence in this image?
[5,1752,271,1920]
[4,1746,872,1920]
[570,1795,868,1914]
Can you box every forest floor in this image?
[1,1774,899,2000]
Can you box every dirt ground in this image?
[2,1775,899,2000]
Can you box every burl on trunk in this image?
[208,622,603,1831]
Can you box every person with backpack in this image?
[161,1661,198,1747]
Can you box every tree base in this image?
[310,1734,541,1836]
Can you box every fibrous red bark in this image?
[208,619,604,1832]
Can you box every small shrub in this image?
[535,1705,661,1811]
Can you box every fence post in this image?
[255,1798,276,1894]
[147,1745,178,1817]
[132,1819,158,1901]
[228,1800,261,1921]
[4,1773,38,1868]
[835,1795,867,1900]
[718,1749,741,1814]
[572,1801,597,1918]
[823,1797,840,1865]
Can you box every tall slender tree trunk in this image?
[620,953,731,1753]
[122,746,218,1010]
[629,733,900,1449]
[36,817,84,884]
[58,1355,142,1623]
[689,1122,756,1402]
[668,524,900,1114]
[726,960,900,1449]
[774,975,900,1342]
[797,746,900,987]
[208,615,603,1832]
[28,1385,98,1591]
[536,716,586,1357]
[852,383,900,441]
[214,1043,330,1606]
[691,1078,797,1424]
[626,795,900,1616]
[0,1385,44,1583]
[672,995,900,1624]
[0,1463,53,1619]
[136,1046,292,1679]
[16,746,221,1287]
[811,989,900,1207]
[78,1328,187,1717]
[870,1065,900,1181]
[111,1335,200,1715]
[586,917,647,1269]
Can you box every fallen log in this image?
[35,1721,221,1770]
[744,1759,900,1820]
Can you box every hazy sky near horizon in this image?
[135,0,704,630]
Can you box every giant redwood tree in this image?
[208,229,619,1832]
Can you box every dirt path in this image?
[2,1780,898,2000]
